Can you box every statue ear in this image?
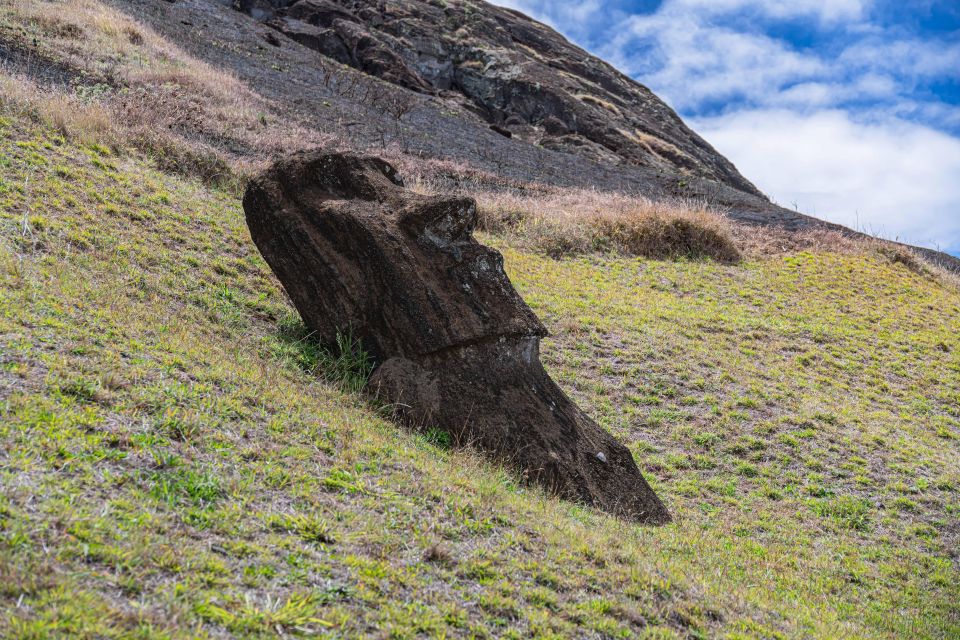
[398,197,477,243]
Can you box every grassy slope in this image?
[0,113,958,639]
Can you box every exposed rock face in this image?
[234,0,760,196]
[243,150,671,524]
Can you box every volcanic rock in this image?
[243,150,671,524]
[233,0,760,195]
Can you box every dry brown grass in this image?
[0,69,246,188]
[734,222,960,285]
[0,0,334,186]
[0,73,119,146]
[462,187,742,263]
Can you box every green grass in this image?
[1,111,958,638]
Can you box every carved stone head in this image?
[243,150,545,361]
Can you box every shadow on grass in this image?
[268,311,372,394]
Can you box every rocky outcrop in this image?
[243,150,671,524]
[234,0,761,196]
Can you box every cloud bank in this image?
[693,109,960,252]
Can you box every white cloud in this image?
[494,0,873,29]
[586,1,958,123]
[668,0,871,23]
[604,14,825,111]
[839,37,960,78]
[489,0,600,43]
[770,74,897,109]
[692,109,960,251]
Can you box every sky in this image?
[491,0,960,255]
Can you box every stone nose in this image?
[400,196,477,244]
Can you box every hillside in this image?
[230,0,759,193]
[2,93,960,639]
[1,0,959,638]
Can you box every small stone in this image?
[596,452,607,463]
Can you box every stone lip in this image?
[243,149,671,524]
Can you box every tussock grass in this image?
[272,313,374,394]
[437,186,742,262]
[440,182,953,283]
[734,223,960,286]
[0,73,118,146]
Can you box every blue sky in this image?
[492,0,960,255]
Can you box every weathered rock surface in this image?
[243,150,671,523]
[234,0,760,196]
